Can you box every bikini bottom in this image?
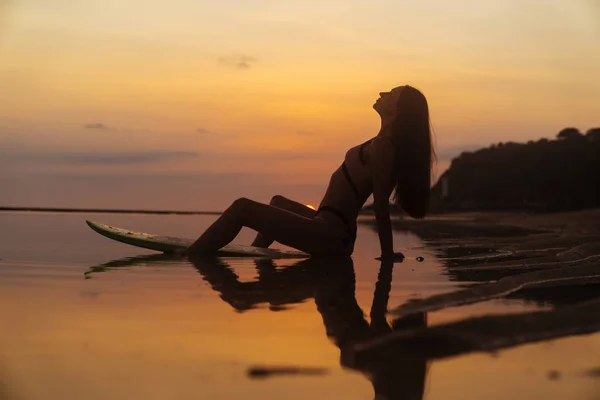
[314,206,357,250]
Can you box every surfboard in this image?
[85,220,309,259]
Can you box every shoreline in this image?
[421,209,600,235]
[359,208,600,239]
[456,209,600,235]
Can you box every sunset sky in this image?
[1,0,599,210]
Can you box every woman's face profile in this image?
[373,86,404,117]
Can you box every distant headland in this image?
[429,127,600,213]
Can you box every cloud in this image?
[296,130,316,136]
[63,151,199,165]
[218,55,257,70]
[84,123,109,130]
[197,127,238,139]
[197,127,216,134]
[4,150,199,165]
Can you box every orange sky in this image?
[1,0,599,209]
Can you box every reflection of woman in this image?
[189,256,429,400]
[185,86,435,259]
[191,257,323,312]
[87,255,428,398]
[314,259,429,400]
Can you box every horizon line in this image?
[0,206,223,216]
[0,205,382,216]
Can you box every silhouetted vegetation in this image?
[428,127,600,212]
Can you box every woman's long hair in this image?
[389,86,435,219]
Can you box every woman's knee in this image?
[229,197,251,213]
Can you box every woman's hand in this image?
[375,252,405,262]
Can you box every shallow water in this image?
[0,212,598,399]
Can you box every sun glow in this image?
[306,204,316,210]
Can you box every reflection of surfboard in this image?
[85,220,309,259]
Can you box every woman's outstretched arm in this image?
[369,137,396,258]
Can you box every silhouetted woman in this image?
[186,85,435,259]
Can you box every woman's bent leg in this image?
[186,198,344,256]
[252,195,316,248]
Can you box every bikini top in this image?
[341,138,373,205]
[316,138,374,239]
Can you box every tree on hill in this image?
[586,128,600,142]
[428,127,600,213]
[557,127,583,140]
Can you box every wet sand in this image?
[462,208,600,235]
[356,209,600,390]
[362,208,600,236]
